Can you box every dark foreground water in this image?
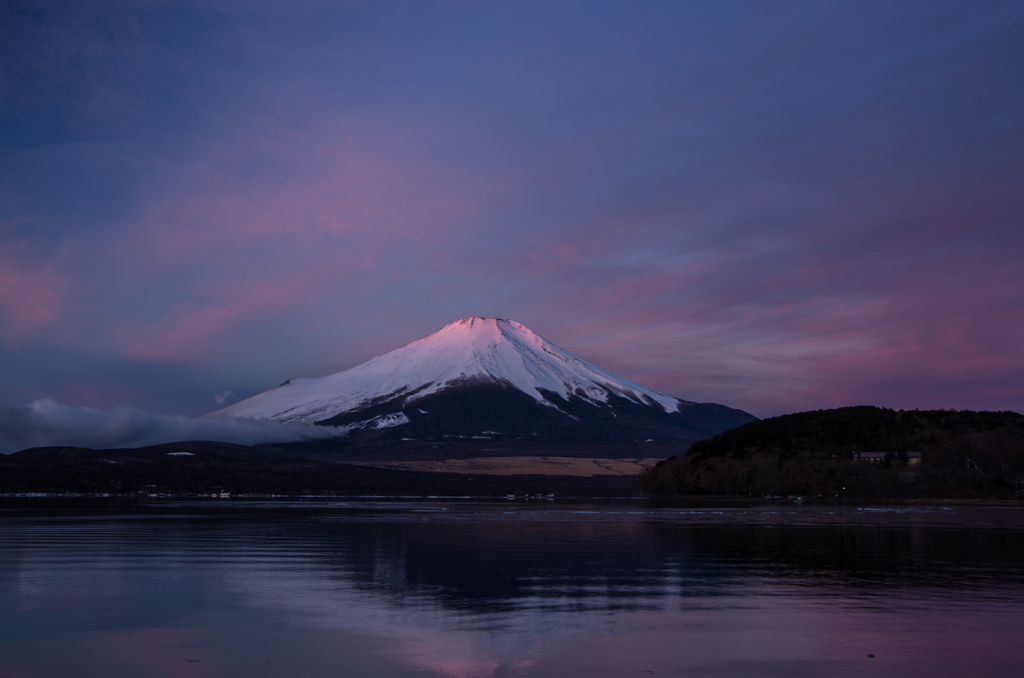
[1,500,1023,678]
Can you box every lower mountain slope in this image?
[314,380,756,448]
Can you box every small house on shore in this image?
[855,451,922,466]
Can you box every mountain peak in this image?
[442,316,510,329]
[427,317,521,342]
[432,317,532,340]
[409,317,549,357]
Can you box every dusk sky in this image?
[2,0,1023,421]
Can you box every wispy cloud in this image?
[0,399,347,454]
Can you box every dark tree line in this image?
[641,407,1024,499]
[0,442,638,497]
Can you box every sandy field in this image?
[349,456,663,476]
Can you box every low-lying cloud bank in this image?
[0,399,348,454]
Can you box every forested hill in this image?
[642,407,1024,499]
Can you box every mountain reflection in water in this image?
[1,500,1023,677]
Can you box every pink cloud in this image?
[0,243,69,349]
[118,279,322,363]
[497,213,1024,417]
[19,107,500,367]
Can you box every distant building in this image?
[855,452,921,466]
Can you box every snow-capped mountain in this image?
[209,317,683,422]
[205,317,756,444]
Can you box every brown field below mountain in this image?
[350,456,662,476]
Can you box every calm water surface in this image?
[1,500,1023,677]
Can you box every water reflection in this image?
[1,501,1023,677]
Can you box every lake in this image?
[1,499,1023,677]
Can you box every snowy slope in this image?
[205,317,687,424]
